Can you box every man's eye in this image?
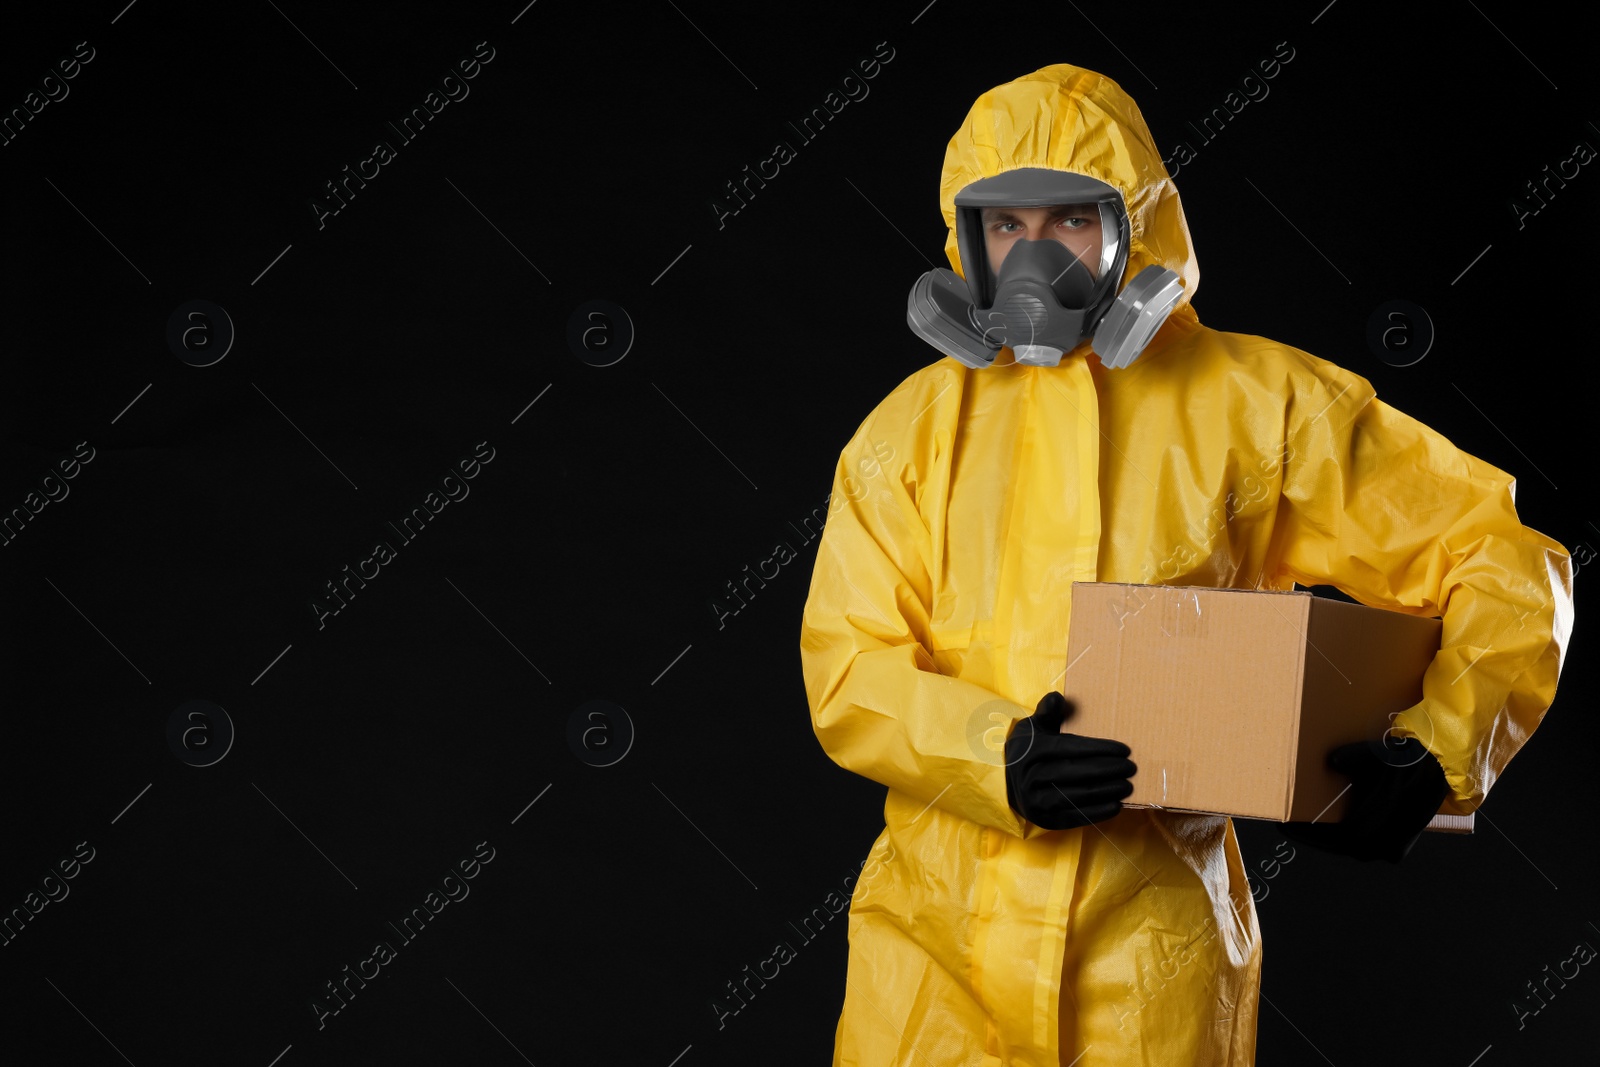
[1058,217,1088,229]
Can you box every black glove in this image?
[1004,691,1137,831]
[1281,736,1451,864]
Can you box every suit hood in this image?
[938,64,1200,312]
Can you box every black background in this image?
[1,1,1595,1064]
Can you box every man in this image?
[798,63,1573,1066]
[980,203,1106,280]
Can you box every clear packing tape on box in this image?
[1061,581,1473,833]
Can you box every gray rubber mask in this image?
[906,167,1184,370]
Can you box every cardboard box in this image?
[1060,582,1473,834]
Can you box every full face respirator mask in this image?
[906,168,1184,370]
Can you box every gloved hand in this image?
[1004,691,1137,831]
[1281,736,1451,864]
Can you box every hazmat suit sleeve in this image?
[800,387,1042,838]
[1267,350,1574,815]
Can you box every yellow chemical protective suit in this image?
[798,63,1574,1067]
